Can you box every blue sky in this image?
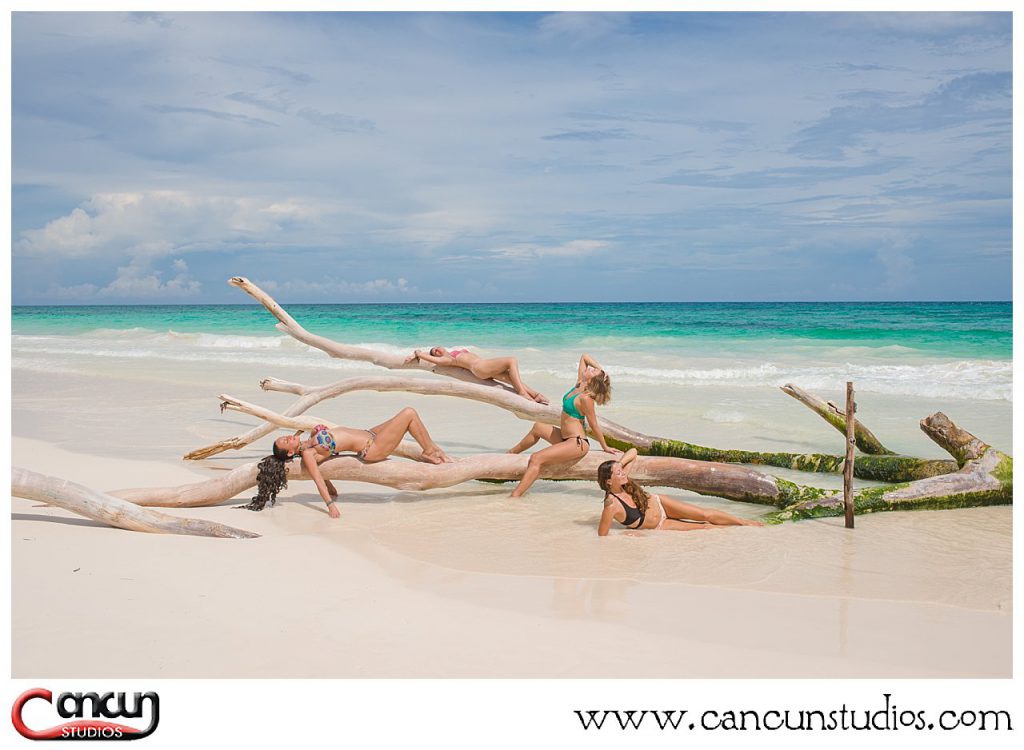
[10,11,1013,303]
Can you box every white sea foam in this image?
[11,332,1013,401]
[524,360,1011,401]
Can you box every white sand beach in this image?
[10,348,1012,679]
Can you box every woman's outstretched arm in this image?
[598,497,617,537]
[300,448,340,518]
[580,396,620,455]
[407,349,451,366]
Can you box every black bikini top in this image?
[609,492,644,529]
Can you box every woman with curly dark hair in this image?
[596,449,763,535]
[238,406,451,518]
[507,353,620,498]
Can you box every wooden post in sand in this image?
[844,381,856,529]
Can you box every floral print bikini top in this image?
[312,424,337,454]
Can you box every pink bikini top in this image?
[450,348,469,358]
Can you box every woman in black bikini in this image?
[507,353,619,498]
[597,448,763,535]
[232,404,451,519]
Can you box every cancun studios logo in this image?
[11,689,159,741]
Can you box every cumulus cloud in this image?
[38,258,201,301]
[102,258,202,297]
[16,191,325,259]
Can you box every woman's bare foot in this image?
[422,447,452,464]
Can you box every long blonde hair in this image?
[585,370,612,405]
[597,460,649,515]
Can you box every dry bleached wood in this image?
[12,467,258,538]
[115,452,785,508]
[228,276,512,391]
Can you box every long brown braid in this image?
[597,460,649,515]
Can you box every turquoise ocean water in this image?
[11,302,1012,356]
[11,301,1012,402]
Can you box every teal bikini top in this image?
[562,387,586,421]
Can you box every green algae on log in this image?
[764,416,1012,523]
[638,437,956,482]
[781,383,894,455]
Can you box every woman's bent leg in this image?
[510,438,587,498]
[508,422,561,453]
[365,407,450,463]
[474,358,548,404]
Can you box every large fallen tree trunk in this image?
[12,467,259,538]
[114,413,1011,521]
[765,414,1012,522]
[115,452,789,508]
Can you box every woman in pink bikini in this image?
[405,346,548,404]
[597,448,763,535]
[236,406,451,519]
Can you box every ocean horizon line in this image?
[11,299,1013,309]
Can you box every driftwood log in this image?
[12,467,258,538]
[114,452,788,508]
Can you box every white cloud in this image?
[100,257,202,298]
[489,239,610,261]
[33,257,201,301]
[16,191,325,259]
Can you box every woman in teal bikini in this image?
[507,353,619,498]
[240,407,451,519]
[405,346,548,404]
